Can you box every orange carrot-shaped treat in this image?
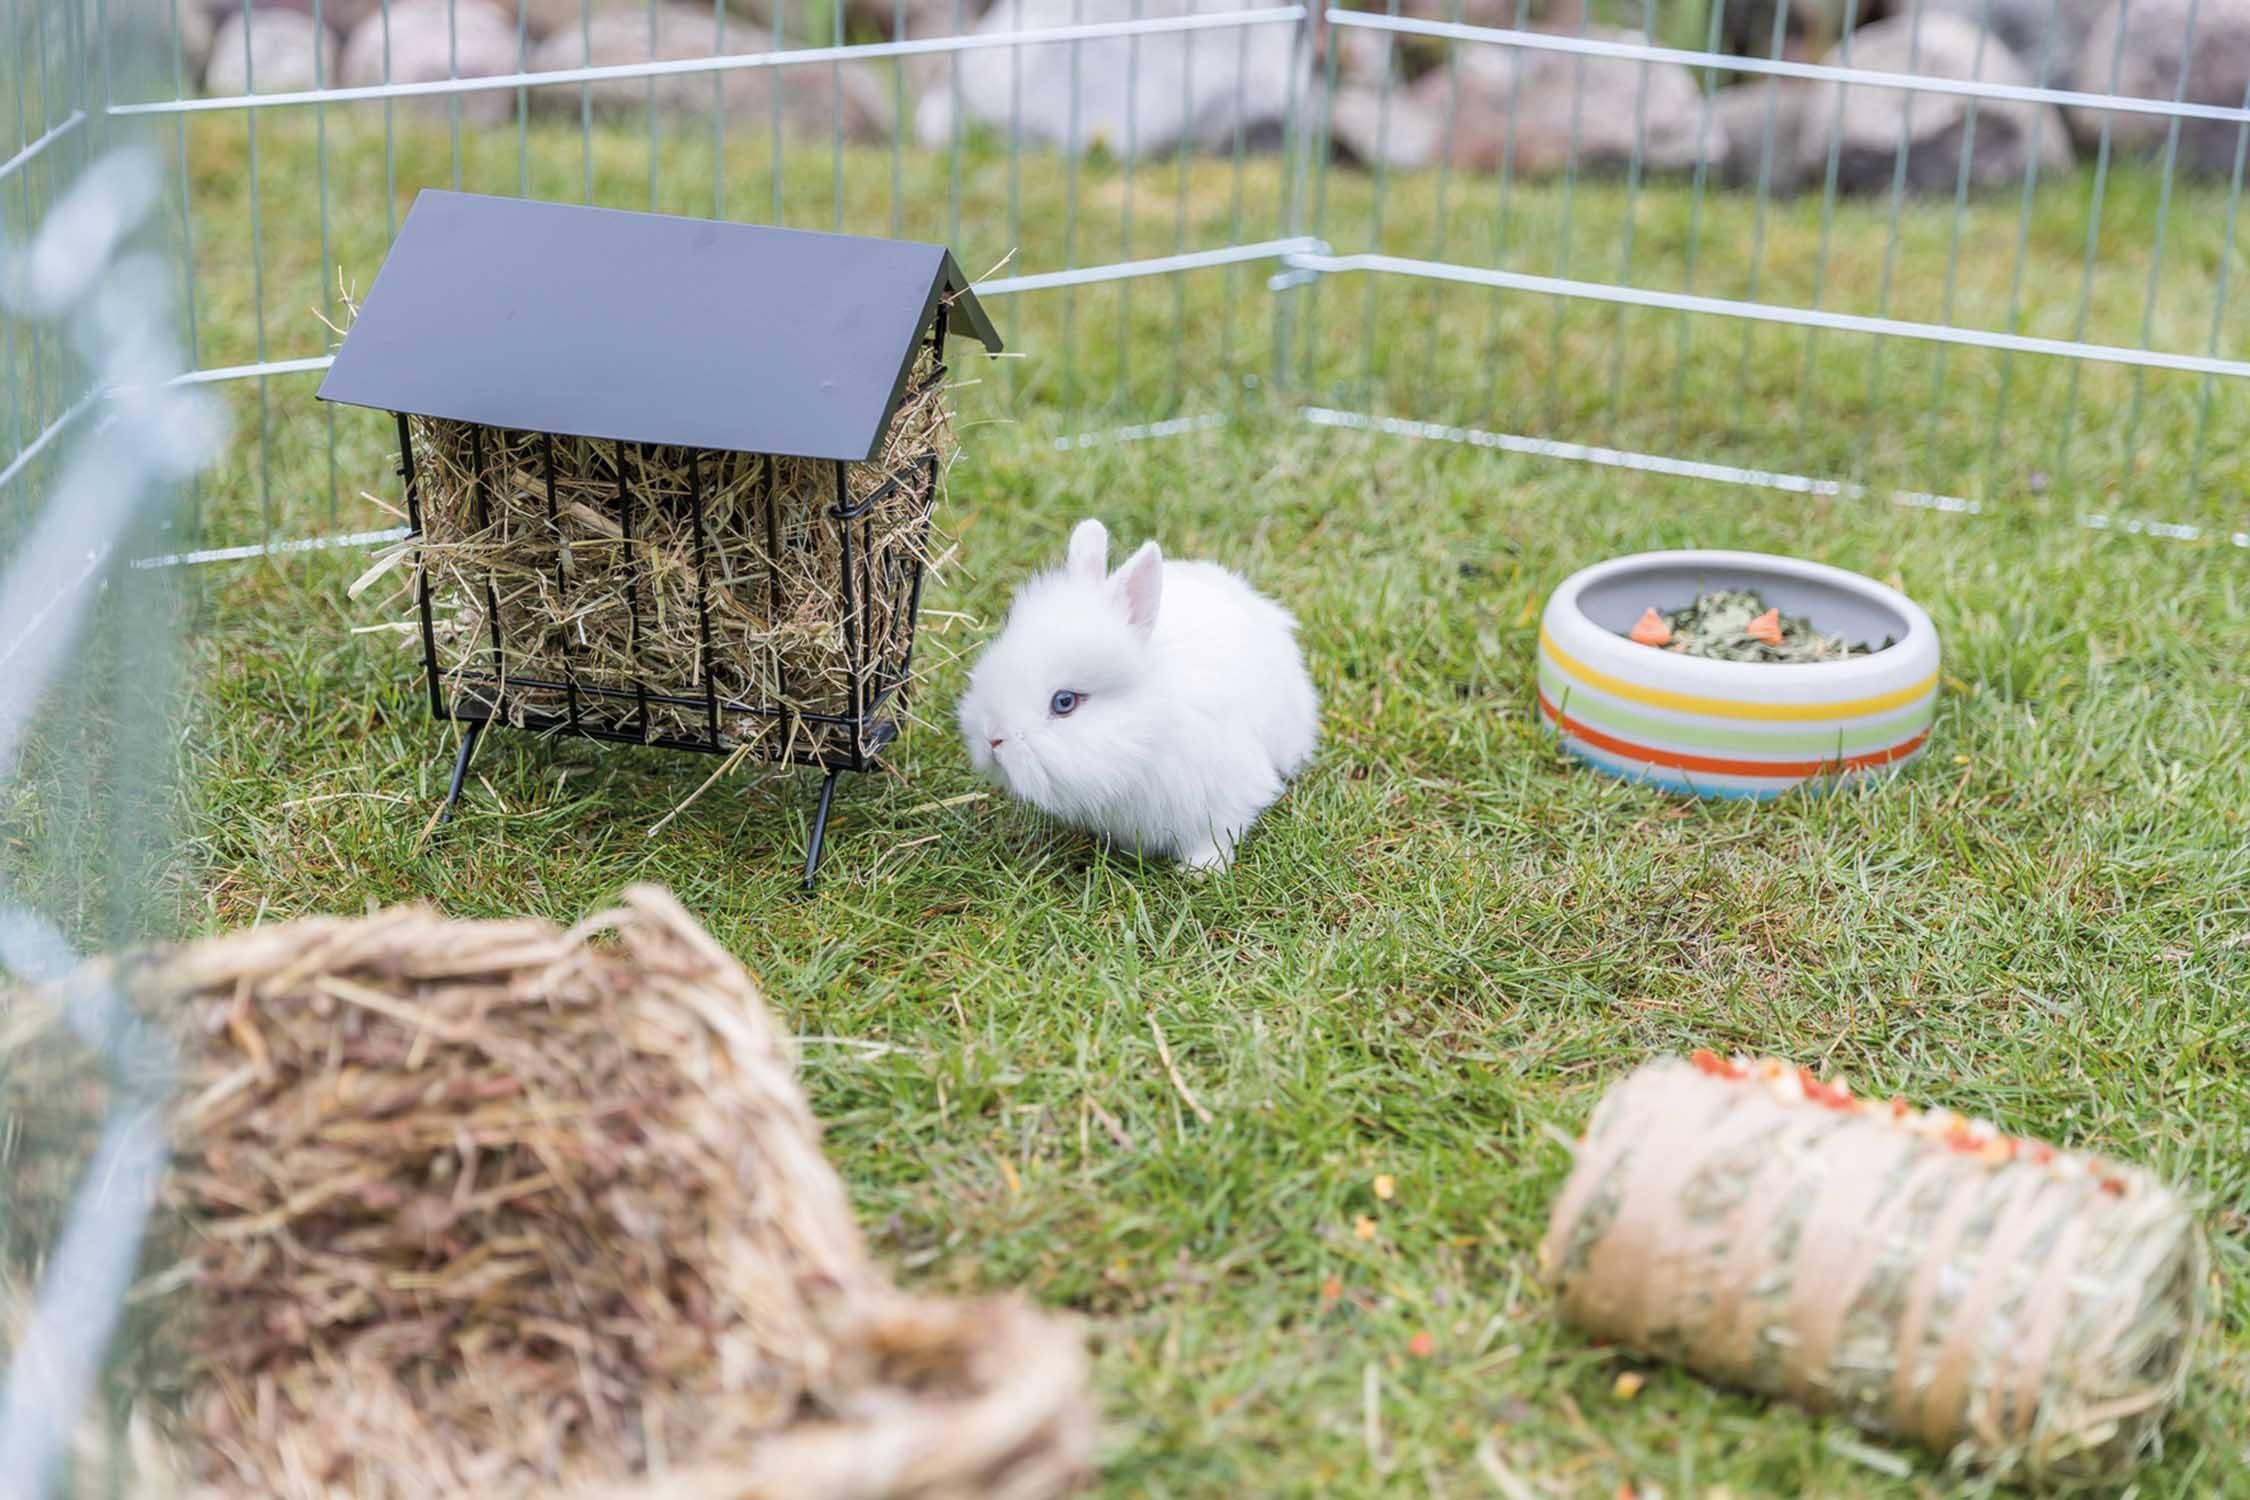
[1628,607,1672,647]
[1744,608,1783,646]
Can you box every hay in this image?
[1542,1056,2206,1489]
[0,887,1092,1499]
[404,347,955,767]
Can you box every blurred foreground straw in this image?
[0,886,1092,1500]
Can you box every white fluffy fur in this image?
[957,518,1319,870]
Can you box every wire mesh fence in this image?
[6,0,2245,565]
[0,118,223,1500]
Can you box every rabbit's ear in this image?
[1066,519,1110,583]
[1112,541,1164,640]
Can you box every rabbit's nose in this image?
[988,736,1005,750]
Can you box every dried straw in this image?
[0,887,1092,1499]
[403,346,955,767]
[1542,1058,2206,1490]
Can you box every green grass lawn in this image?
[13,109,2250,1496]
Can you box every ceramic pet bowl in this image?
[1537,549,1940,798]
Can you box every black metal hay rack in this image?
[390,375,942,889]
[319,191,1002,889]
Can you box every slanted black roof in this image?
[317,191,1003,464]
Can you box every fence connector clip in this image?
[1267,241,1332,292]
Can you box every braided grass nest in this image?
[1,887,1091,1500]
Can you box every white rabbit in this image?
[957,518,1319,871]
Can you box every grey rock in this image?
[205,8,337,93]
[514,0,783,43]
[1797,12,2073,192]
[1326,81,1445,169]
[1433,28,1723,177]
[84,0,214,92]
[1879,0,2111,76]
[1702,80,1813,192]
[201,0,415,45]
[339,0,523,124]
[528,4,894,139]
[912,0,1298,159]
[2070,0,2250,176]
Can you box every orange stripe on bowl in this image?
[1539,693,1930,778]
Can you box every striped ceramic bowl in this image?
[1538,550,1939,798]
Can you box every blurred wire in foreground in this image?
[0,143,224,1500]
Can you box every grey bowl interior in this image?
[1577,560,1910,652]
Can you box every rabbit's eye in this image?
[1049,690,1082,717]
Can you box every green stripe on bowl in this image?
[1537,662,1935,756]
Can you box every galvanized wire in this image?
[19,0,2242,557]
[0,134,223,1500]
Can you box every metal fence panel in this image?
[28,0,2250,555]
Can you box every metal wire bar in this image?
[2186,83,2250,502]
[769,0,785,222]
[541,432,581,733]
[0,106,82,184]
[1277,250,2250,379]
[762,452,784,701]
[579,0,594,200]
[238,0,273,538]
[1293,0,1336,395]
[833,460,864,763]
[2049,10,2137,502]
[471,426,505,718]
[1354,0,1404,404]
[620,442,649,736]
[1303,405,2250,550]
[398,413,443,720]
[1265,0,1312,383]
[886,0,902,235]
[0,389,98,499]
[1979,0,2070,500]
[382,0,399,243]
[450,0,464,187]
[1788,0,1862,475]
[715,0,726,217]
[517,0,532,197]
[1060,0,1085,409]
[1663,0,1727,446]
[1600,0,1658,436]
[831,0,844,231]
[2114,0,2206,510]
[131,526,412,569]
[1913,0,2001,498]
[10,0,49,445]
[1412,0,1465,407]
[1116,0,1141,406]
[1218,10,1249,397]
[1167,0,1196,407]
[316,0,337,520]
[1005,0,1024,400]
[1538,1,1590,433]
[946,0,963,244]
[688,448,718,744]
[1836,0,1932,482]
[1472,0,1533,426]
[1727,0,1795,430]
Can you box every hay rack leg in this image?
[801,769,842,894]
[436,719,487,827]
